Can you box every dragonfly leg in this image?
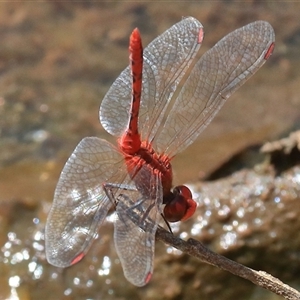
[116,194,156,233]
[103,182,137,207]
[103,183,158,233]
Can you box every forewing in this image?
[45,137,126,267]
[155,21,275,157]
[114,168,162,286]
[100,16,203,140]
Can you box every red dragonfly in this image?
[45,17,275,286]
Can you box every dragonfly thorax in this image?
[122,140,173,197]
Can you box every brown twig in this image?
[156,226,300,300]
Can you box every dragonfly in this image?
[45,17,275,287]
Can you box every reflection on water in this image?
[1,2,300,300]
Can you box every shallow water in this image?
[1,2,300,300]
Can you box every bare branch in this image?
[156,226,300,300]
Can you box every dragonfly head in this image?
[163,185,197,222]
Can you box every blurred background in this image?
[0,1,300,300]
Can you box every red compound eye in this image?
[164,185,197,222]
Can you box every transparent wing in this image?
[100,16,203,141]
[114,167,162,286]
[45,137,127,267]
[155,21,275,157]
